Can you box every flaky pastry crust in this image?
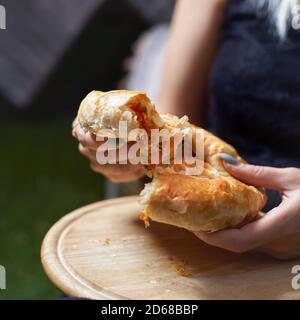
[78,90,267,232]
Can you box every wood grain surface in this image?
[41,196,300,300]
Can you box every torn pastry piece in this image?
[78,90,191,176]
[78,90,164,136]
[140,126,266,232]
[140,172,266,232]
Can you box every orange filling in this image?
[139,211,150,228]
[130,103,185,171]
[130,102,154,134]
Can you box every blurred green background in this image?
[0,119,105,299]
[0,0,174,299]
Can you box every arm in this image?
[157,0,227,125]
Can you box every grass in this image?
[0,118,105,299]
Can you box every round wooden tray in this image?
[41,196,300,300]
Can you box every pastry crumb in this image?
[167,256,190,276]
[139,211,150,228]
[175,262,190,277]
[100,238,111,245]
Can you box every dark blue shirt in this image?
[209,0,300,209]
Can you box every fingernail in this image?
[218,153,239,165]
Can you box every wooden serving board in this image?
[41,196,300,300]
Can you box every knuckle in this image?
[72,121,78,132]
[79,144,96,161]
[83,134,91,147]
[78,143,84,152]
[77,131,85,144]
[72,128,77,138]
[251,165,265,178]
[78,144,88,155]
[85,133,97,148]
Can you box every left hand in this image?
[194,159,300,259]
[72,117,146,183]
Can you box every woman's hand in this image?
[194,155,300,259]
[72,117,146,183]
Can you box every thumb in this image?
[218,153,287,190]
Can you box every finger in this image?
[225,163,285,189]
[194,198,299,253]
[72,118,81,139]
[226,164,300,190]
[106,164,145,177]
[89,162,116,175]
[90,161,106,174]
[90,162,145,175]
[78,144,95,160]
[76,130,100,150]
[258,230,300,260]
[194,229,254,253]
[89,163,145,182]
[72,117,79,129]
[72,127,77,139]
[218,154,295,189]
[72,119,79,138]
[109,173,144,183]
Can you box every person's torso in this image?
[209,0,300,169]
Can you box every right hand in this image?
[195,160,300,259]
[72,117,146,183]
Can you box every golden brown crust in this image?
[141,126,267,232]
[78,90,164,136]
[141,173,266,232]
